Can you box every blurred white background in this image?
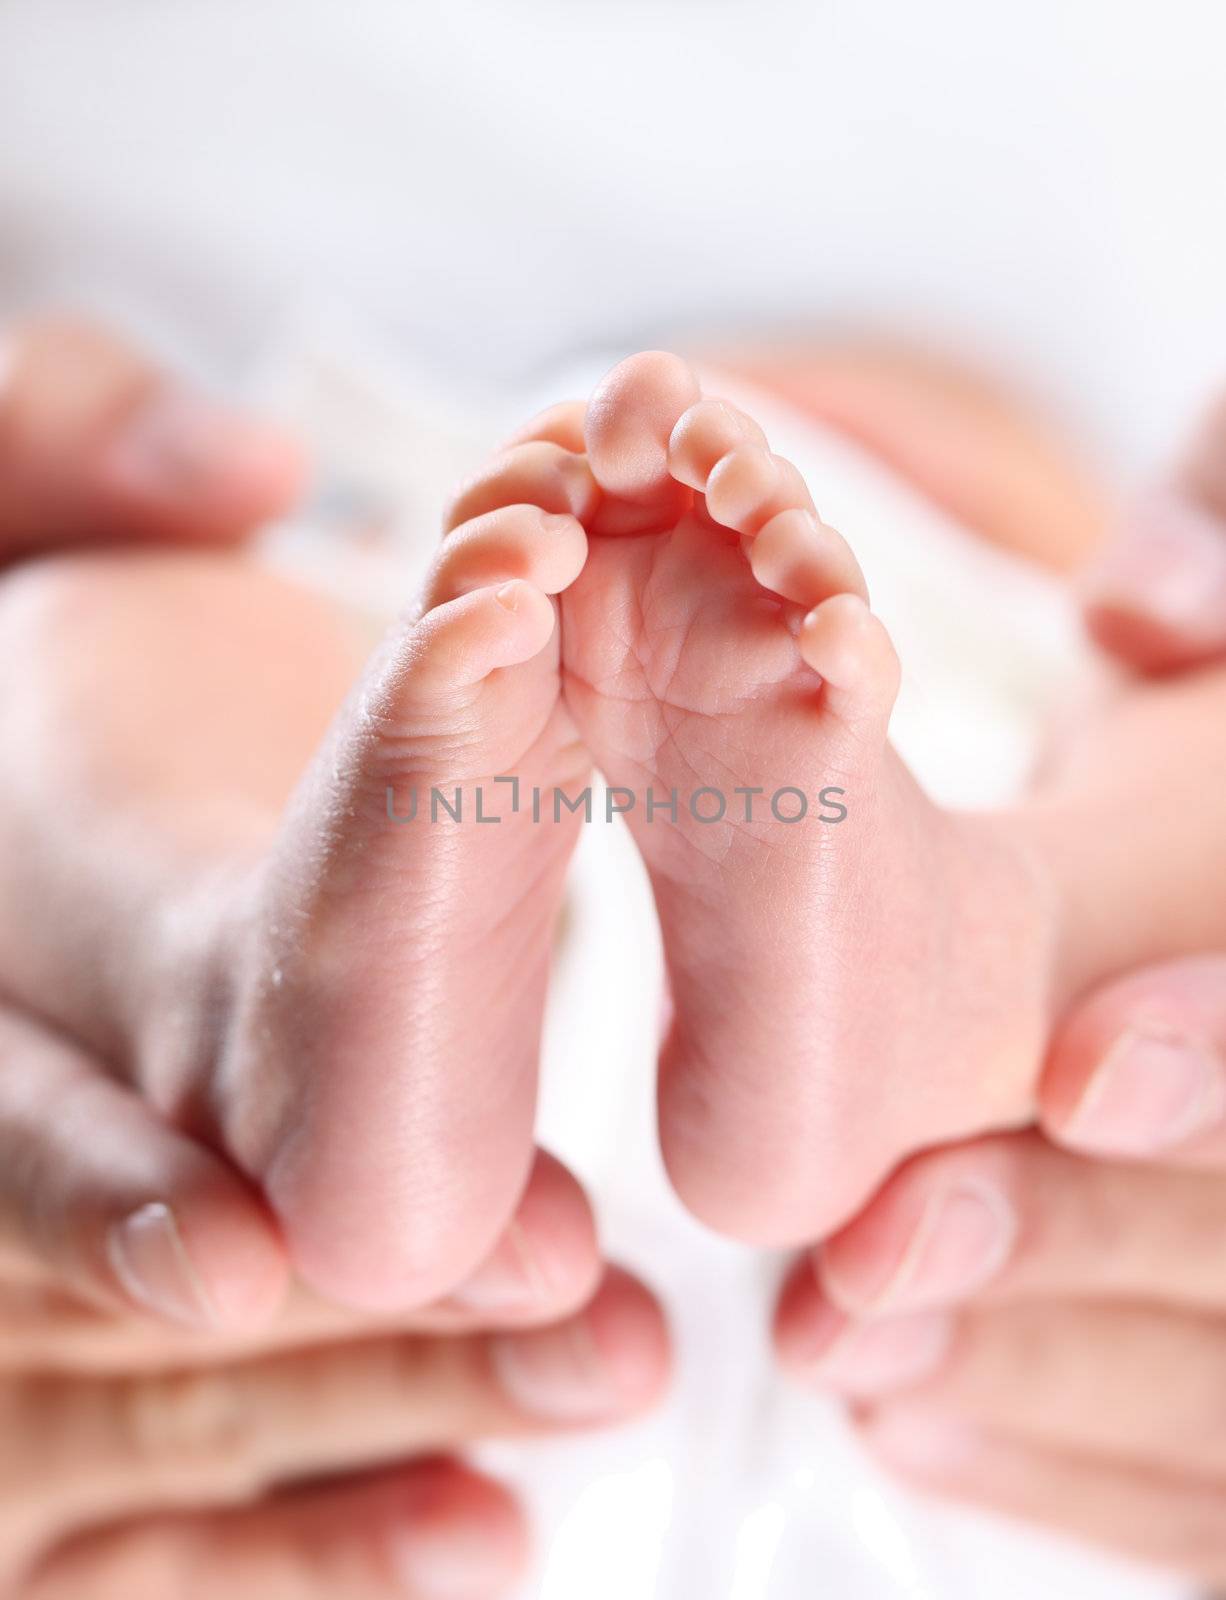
[1,0,1224,473]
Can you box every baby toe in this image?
[705,445,815,535]
[445,441,599,532]
[412,581,557,692]
[502,400,587,453]
[585,350,702,501]
[749,508,870,607]
[668,397,766,491]
[424,505,587,609]
[801,592,900,725]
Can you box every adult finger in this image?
[0,1150,602,1374]
[781,1270,1226,1483]
[864,1299,1226,1481]
[0,316,304,554]
[0,1007,289,1335]
[814,1128,1226,1317]
[20,1459,527,1600]
[6,1267,668,1553]
[861,1405,1226,1584]
[1083,388,1226,672]
[1041,954,1226,1163]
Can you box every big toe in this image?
[584,351,701,505]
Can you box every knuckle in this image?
[110,1368,259,1492]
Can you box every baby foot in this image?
[0,519,604,1311]
[555,353,1056,1244]
[210,490,599,1306]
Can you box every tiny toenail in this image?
[542,512,577,533]
[1062,1025,1226,1154]
[494,581,522,611]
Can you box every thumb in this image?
[1042,954,1226,1163]
[0,316,305,555]
[1082,391,1226,674]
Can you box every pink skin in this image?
[555,354,1052,1243]
[1083,388,1226,672]
[0,1263,669,1599]
[9,348,1226,1314]
[545,353,1226,1248]
[772,1105,1226,1582]
[0,323,678,1597]
[781,1086,1226,1368]
[243,353,1226,1273]
[0,316,305,554]
[19,1461,530,1600]
[0,536,594,1314]
[764,376,1226,1582]
[216,562,591,1308]
[0,996,605,1342]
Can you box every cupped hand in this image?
[0,315,303,556]
[774,953,1226,1582]
[0,1013,668,1599]
[766,388,1226,1578]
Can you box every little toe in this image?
[424,506,587,609]
[585,351,702,502]
[668,398,768,491]
[445,441,599,532]
[503,400,587,454]
[801,592,901,725]
[705,444,816,535]
[749,508,870,607]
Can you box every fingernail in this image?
[388,1506,521,1599]
[490,1305,642,1422]
[826,1181,1016,1313]
[107,1202,219,1329]
[797,1297,954,1396]
[448,1222,551,1314]
[1086,492,1226,635]
[102,385,288,505]
[1063,1026,1226,1154]
[863,1405,982,1477]
[105,388,245,492]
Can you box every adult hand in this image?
[0,315,303,556]
[774,1093,1226,1582]
[1082,385,1226,672]
[0,322,625,1323]
[768,388,1226,1579]
[0,1012,669,1598]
